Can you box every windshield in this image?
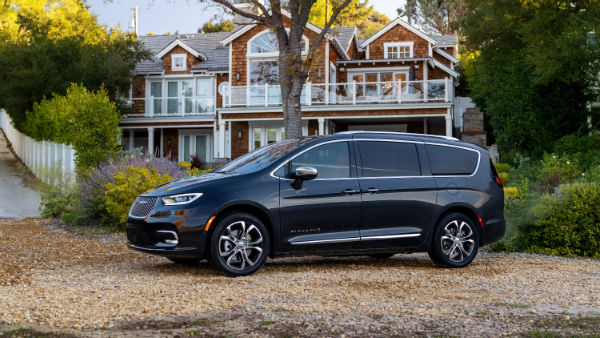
[216,138,316,174]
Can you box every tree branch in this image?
[210,0,269,24]
[309,0,352,54]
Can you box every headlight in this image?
[161,193,203,206]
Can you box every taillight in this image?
[495,176,504,187]
[477,215,484,228]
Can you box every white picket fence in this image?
[0,109,76,186]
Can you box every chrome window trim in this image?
[269,138,482,180]
[270,139,353,179]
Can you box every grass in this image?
[183,329,201,335]
[259,320,277,327]
[494,302,531,309]
[1,328,75,337]
[475,310,489,316]
[528,316,600,337]
[274,307,292,312]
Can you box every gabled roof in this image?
[430,35,457,46]
[135,32,232,75]
[219,9,350,60]
[360,17,438,48]
[433,47,459,64]
[155,39,207,61]
[330,27,357,52]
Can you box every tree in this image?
[199,15,234,32]
[0,0,149,132]
[398,0,467,35]
[211,0,353,139]
[356,10,390,38]
[458,0,600,156]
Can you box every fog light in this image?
[156,230,179,245]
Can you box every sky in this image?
[86,0,405,36]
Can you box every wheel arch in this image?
[206,201,275,254]
[434,204,482,244]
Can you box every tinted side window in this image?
[290,142,350,179]
[426,144,479,175]
[358,141,421,177]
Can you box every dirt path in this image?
[0,219,599,337]
[0,131,41,219]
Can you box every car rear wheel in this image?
[428,213,479,268]
[207,213,270,277]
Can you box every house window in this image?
[385,42,413,59]
[248,30,308,56]
[172,53,186,71]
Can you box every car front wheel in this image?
[207,213,270,277]
[428,213,479,268]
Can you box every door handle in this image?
[366,188,379,194]
[343,189,360,194]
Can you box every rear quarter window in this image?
[426,144,479,175]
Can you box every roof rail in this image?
[335,131,460,142]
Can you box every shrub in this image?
[103,167,174,228]
[77,153,186,227]
[494,162,512,173]
[539,153,582,192]
[504,187,520,200]
[521,182,600,257]
[554,134,600,171]
[26,84,122,173]
[499,171,509,185]
[39,188,77,218]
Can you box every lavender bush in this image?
[77,153,187,226]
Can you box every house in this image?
[120,11,460,164]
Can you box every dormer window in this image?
[384,42,413,59]
[172,53,186,71]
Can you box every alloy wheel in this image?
[218,220,264,270]
[440,220,475,263]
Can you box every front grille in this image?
[129,196,157,218]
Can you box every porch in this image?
[223,79,453,108]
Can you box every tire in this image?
[428,213,479,268]
[368,253,396,259]
[207,213,270,277]
[167,257,200,265]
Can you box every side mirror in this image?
[292,166,318,189]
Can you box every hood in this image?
[142,172,235,196]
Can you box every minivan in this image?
[126,132,505,277]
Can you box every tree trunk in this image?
[278,32,305,139]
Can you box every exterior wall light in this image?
[237,130,243,139]
[236,72,241,81]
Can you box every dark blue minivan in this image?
[126,132,505,276]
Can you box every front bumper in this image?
[126,216,208,259]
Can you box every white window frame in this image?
[384,42,414,59]
[171,53,187,71]
[144,75,216,115]
[178,129,213,163]
[246,29,309,58]
[248,121,308,151]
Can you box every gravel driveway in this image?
[1,219,599,337]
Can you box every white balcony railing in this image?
[223,79,452,108]
[131,96,216,117]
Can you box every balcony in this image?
[223,79,453,108]
[131,96,216,117]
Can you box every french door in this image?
[179,131,211,163]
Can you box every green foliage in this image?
[498,172,509,185]
[199,15,233,33]
[39,187,76,219]
[554,134,600,172]
[398,0,466,35]
[308,0,388,38]
[0,0,150,131]
[458,0,600,157]
[103,168,174,228]
[539,153,582,192]
[504,187,520,200]
[25,84,122,173]
[522,182,600,257]
[494,163,511,173]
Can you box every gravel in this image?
[1,218,599,337]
